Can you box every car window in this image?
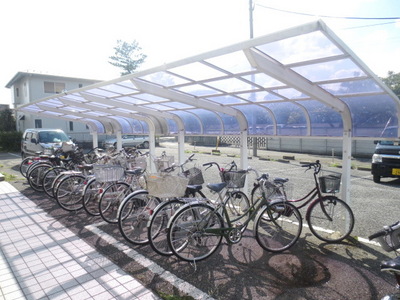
[38,131,70,143]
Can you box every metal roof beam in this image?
[76,92,185,133]
[245,48,348,114]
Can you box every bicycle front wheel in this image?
[55,174,86,211]
[118,191,161,245]
[307,196,354,243]
[255,201,302,253]
[148,199,185,256]
[99,182,130,223]
[167,202,224,262]
[224,190,250,223]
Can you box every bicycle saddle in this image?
[381,256,400,273]
[77,164,93,171]
[125,168,144,176]
[186,185,203,192]
[207,182,227,193]
[273,177,289,184]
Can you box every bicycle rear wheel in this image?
[255,201,302,253]
[20,156,35,178]
[55,174,85,211]
[307,196,354,243]
[82,178,102,216]
[148,199,185,256]
[167,202,224,262]
[43,166,67,198]
[118,191,161,245]
[27,163,51,192]
[99,182,130,223]
[224,190,250,223]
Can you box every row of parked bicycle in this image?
[20,141,356,263]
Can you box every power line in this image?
[255,3,400,20]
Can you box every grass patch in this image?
[159,292,194,300]
[3,173,18,181]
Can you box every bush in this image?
[0,131,22,152]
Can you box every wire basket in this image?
[146,174,189,198]
[154,155,174,172]
[93,165,125,182]
[319,172,341,193]
[184,167,204,185]
[377,228,400,252]
[125,157,147,170]
[220,170,247,188]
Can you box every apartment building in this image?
[6,72,101,142]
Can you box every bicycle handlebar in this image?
[301,160,321,174]
[369,221,400,240]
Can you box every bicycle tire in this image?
[27,163,52,192]
[43,166,67,198]
[55,174,86,211]
[224,190,250,223]
[118,191,161,245]
[99,181,130,223]
[82,178,102,216]
[255,201,302,253]
[307,196,354,243]
[20,156,35,178]
[167,202,224,262]
[147,199,186,256]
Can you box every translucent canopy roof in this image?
[18,20,399,139]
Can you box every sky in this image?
[1,0,399,106]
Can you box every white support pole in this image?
[341,129,352,205]
[148,130,157,173]
[240,130,249,193]
[116,131,122,151]
[177,130,185,165]
[91,132,98,148]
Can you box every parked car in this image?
[102,135,150,149]
[21,128,73,158]
[371,140,400,183]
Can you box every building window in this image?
[79,84,83,88]
[44,81,65,94]
[69,121,74,131]
[15,88,19,97]
[34,119,42,128]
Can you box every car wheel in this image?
[142,141,149,149]
[373,174,381,183]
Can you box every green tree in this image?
[381,71,400,99]
[0,108,16,132]
[109,40,147,76]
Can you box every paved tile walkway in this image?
[0,181,160,300]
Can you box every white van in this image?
[21,128,72,158]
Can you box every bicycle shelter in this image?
[16,20,400,205]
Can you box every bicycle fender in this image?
[253,205,267,236]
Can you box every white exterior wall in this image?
[11,73,100,142]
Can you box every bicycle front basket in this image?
[319,172,341,193]
[146,174,189,198]
[220,170,247,188]
[93,165,125,182]
[184,167,204,185]
[154,155,174,172]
